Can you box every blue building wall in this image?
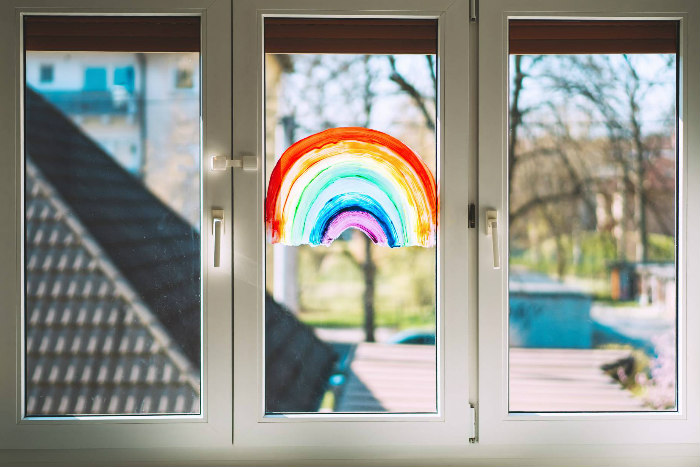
[509,290,593,349]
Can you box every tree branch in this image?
[387,56,436,131]
[510,189,582,224]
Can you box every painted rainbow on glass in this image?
[266,127,437,248]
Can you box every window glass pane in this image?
[25,46,201,414]
[265,44,438,412]
[508,52,677,412]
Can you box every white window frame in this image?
[478,0,700,448]
[0,0,233,450]
[0,0,699,464]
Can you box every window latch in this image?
[211,153,258,171]
[468,403,477,443]
[468,203,476,229]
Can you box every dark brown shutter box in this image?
[509,20,678,55]
[264,18,437,54]
[25,16,200,53]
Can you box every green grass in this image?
[270,229,673,330]
[648,233,675,262]
[510,231,620,278]
[275,234,437,330]
[597,343,651,396]
[319,390,335,411]
[510,231,674,279]
[298,305,435,329]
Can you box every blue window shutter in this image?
[114,66,135,92]
[84,67,107,91]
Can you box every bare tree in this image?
[280,53,438,341]
[547,55,674,262]
[337,55,379,342]
[508,53,675,279]
[387,55,436,131]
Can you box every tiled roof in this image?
[26,160,199,415]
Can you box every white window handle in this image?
[211,153,258,171]
[212,209,224,268]
[486,209,500,269]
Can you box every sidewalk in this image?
[510,348,646,412]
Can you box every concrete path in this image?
[334,345,646,413]
[335,343,436,413]
[509,348,647,412]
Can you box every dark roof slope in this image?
[26,89,200,366]
[26,87,337,413]
[265,295,337,412]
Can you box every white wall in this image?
[142,53,200,227]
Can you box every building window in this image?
[113,66,135,93]
[83,67,107,91]
[39,64,53,83]
[175,66,194,88]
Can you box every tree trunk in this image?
[635,159,648,262]
[508,55,525,225]
[362,235,376,343]
[555,234,567,279]
[361,55,377,343]
[631,104,648,262]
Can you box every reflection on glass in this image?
[265,54,437,413]
[25,51,201,415]
[508,54,677,412]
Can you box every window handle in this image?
[486,209,500,269]
[212,209,224,268]
[210,153,258,171]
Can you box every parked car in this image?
[387,329,436,345]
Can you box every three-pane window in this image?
[1,0,698,463]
